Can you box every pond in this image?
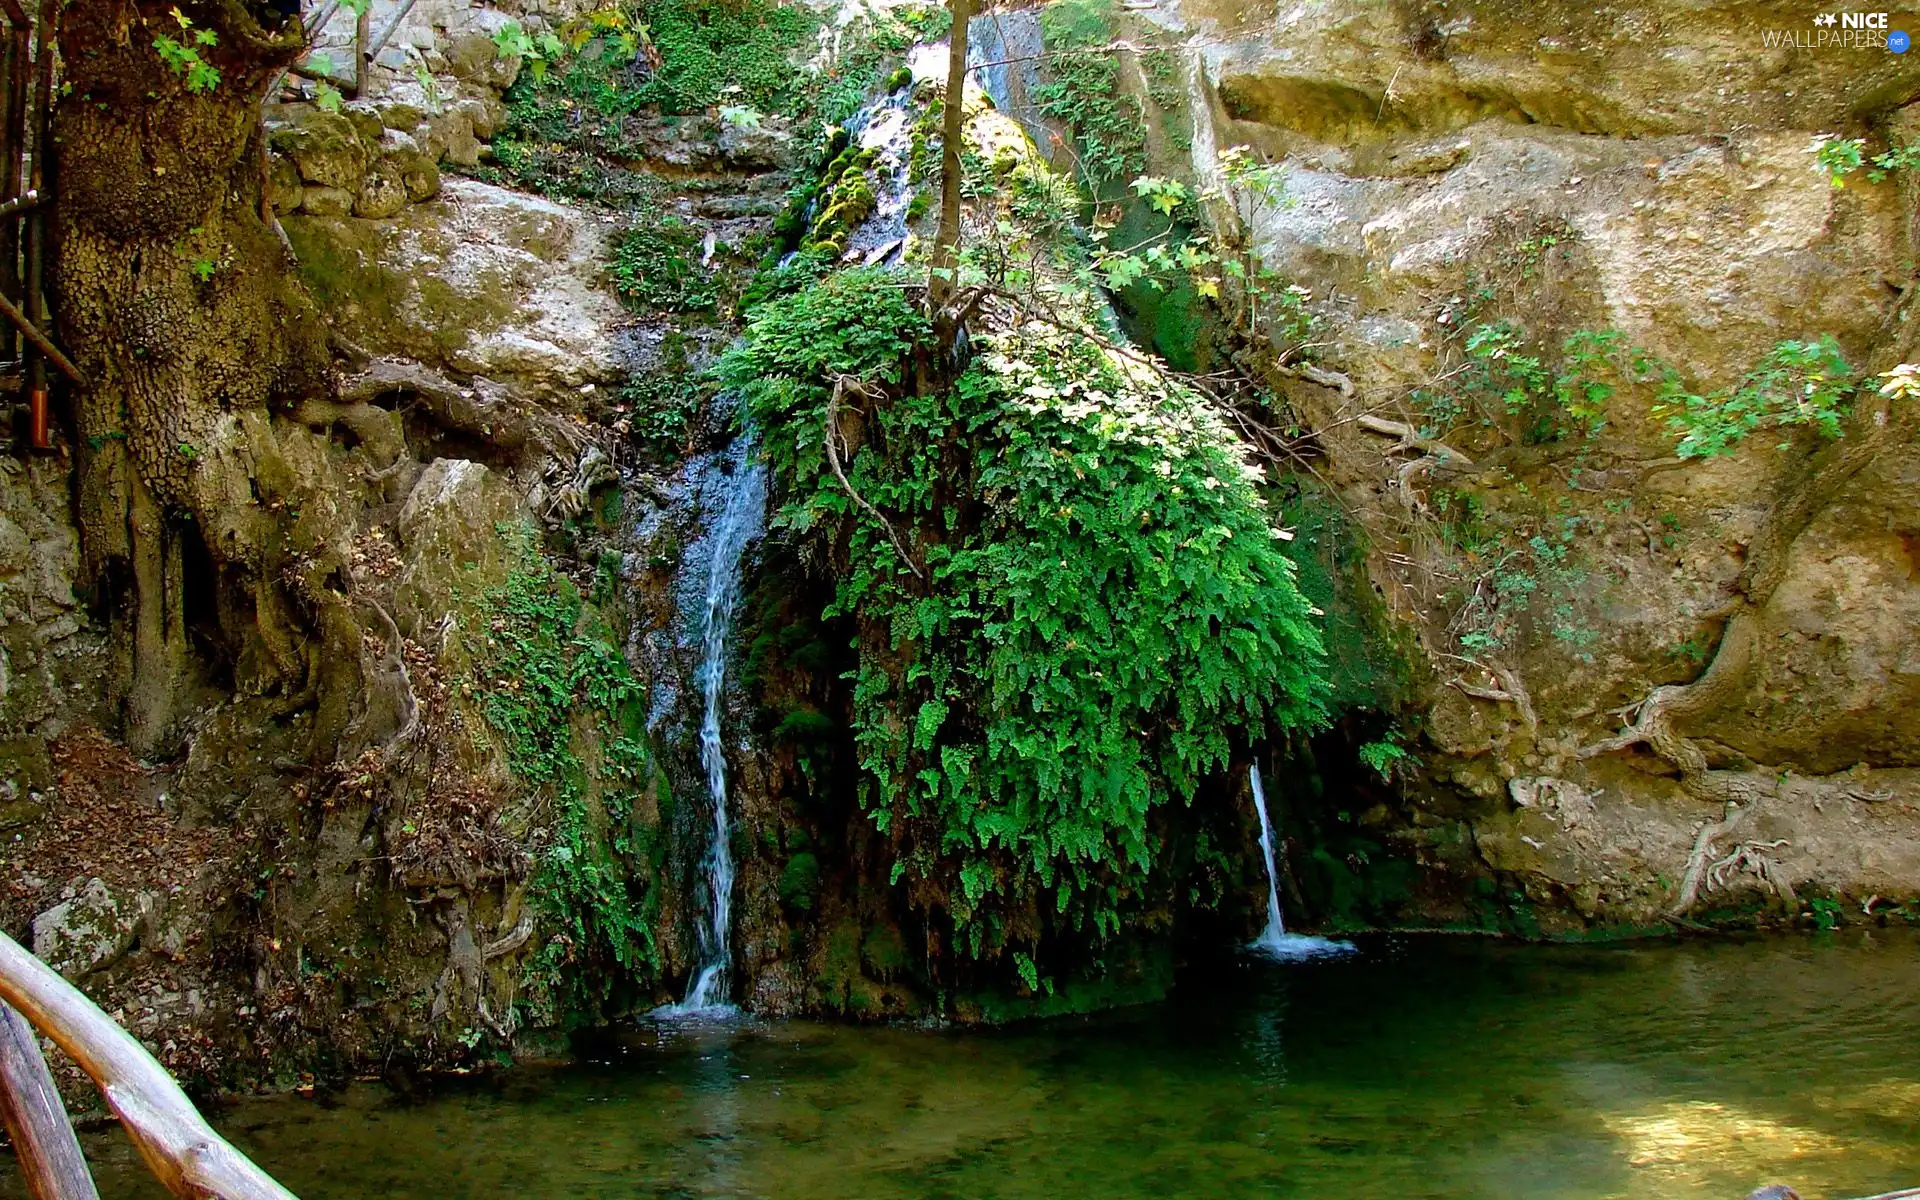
[22,932,1920,1199]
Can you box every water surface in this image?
[25,933,1920,1199]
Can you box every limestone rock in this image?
[392,459,525,638]
[270,110,373,192]
[444,32,520,91]
[300,184,355,216]
[717,118,796,172]
[390,148,442,204]
[32,878,135,979]
[339,102,386,146]
[354,162,410,219]
[268,154,304,215]
[372,99,426,133]
[283,179,628,403]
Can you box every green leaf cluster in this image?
[153,9,220,93]
[1650,335,1856,458]
[634,0,812,113]
[1813,135,1920,187]
[609,212,718,313]
[719,269,1328,962]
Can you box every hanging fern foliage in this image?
[719,269,1329,965]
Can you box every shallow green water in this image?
[25,933,1920,1199]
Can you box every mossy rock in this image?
[270,110,374,192]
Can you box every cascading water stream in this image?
[1248,764,1355,961]
[672,435,768,1014]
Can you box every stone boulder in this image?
[283,179,628,403]
[391,458,526,639]
[32,877,135,979]
[270,110,373,193]
[354,160,411,219]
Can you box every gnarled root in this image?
[1356,414,1474,514]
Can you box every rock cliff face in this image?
[1143,0,1920,930]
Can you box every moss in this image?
[609,214,718,314]
[963,941,1174,1023]
[802,145,880,257]
[282,216,401,339]
[815,918,868,1012]
[861,922,909,980]
[1273,481,1416,714]
[636,0,814,115]
[778,851,822,911]
[773,706,837,743]
[463,524,667,1026]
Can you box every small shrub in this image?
[1651,336,1855,458]
[610,214,718,313]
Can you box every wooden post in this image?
[0,1002,98,1200]
[0,933,296,1200]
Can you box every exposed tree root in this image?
[1579,311,1917,914]
[1449,659,1538,733]
[1354,414,1475,514]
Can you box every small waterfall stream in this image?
[669,434,768,1014]
[1248,764,1355,961]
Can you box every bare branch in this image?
[827,375,925,580]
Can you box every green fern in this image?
[720,269,1329,964]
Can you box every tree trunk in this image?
[928,0,970,324]
[52,1,365,757]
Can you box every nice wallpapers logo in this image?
[1762,10,1912,50]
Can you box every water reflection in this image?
[14,932,1920,1200]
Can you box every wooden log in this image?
[0,1001,97,1200]
[0,933,297,1200]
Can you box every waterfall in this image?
[1248,764,1356,962]
[671,435,768,1014]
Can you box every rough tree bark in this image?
[52,1,368,757]
[928,0,970,340]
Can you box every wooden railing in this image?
[0,932,295,1199]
